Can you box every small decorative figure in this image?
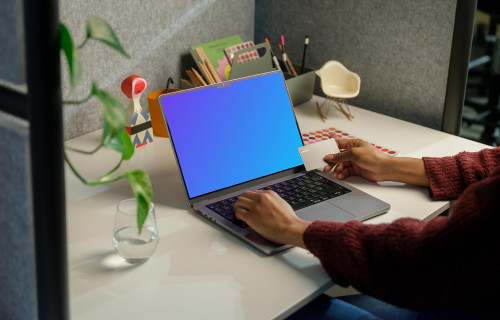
[121,75,154,148]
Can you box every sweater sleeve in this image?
[303,165,500,316]
[422,147,500,200]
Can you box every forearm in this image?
[303,217,457,312]
[423,148,500,199]
[382,157,429,186]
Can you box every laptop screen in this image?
[159,71,304,199]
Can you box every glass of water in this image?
[112,198,159,263]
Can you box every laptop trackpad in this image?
[297,202,355,222]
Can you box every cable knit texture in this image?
[303,147,500,318]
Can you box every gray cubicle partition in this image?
[59,0,255,140]
[0,115,36,320]
[0,0,25,85]
[255,0,476,134]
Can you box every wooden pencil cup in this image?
[147,88,181,137]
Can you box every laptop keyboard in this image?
[206,172,351,228]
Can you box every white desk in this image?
[66,96,489,319]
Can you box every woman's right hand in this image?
[324,137,430,187]
[323,138,391,182]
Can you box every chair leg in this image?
[323,96,353,120]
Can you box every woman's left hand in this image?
[234,190,311,248]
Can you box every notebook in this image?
[158,71,389,254]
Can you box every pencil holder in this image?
[228,42,315,106]
[147,88,181,137]
[282,65,316,106]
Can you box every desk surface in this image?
[66,96,489,319]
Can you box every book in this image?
[191,35,243,81]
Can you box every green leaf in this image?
[92,82,125,136]
[86,16,130,58]
[125,170,153,232]
[92,82,134,160]
[60,23,82,88]
[103,123,134,160]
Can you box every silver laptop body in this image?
[159,71,389,255]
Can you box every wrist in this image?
[382,157,429,186]
[285,219,312,249]
[381,156,399,182]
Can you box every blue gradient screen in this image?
[160,72,304,198]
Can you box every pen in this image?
[265,37,282,71]
[280,35,299,76]
[280,35,292,74]
[301,36,309,74]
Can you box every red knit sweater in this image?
[303,147,500,317]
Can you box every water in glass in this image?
[113,198,158,263]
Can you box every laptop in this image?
[159,71,389,254]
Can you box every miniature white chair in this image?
[316,60,361,119]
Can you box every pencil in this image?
[287,57,299,76]
[180,78,193,88]
[205,58,221,83]
[191,68,208,86]
[198,63,214,84]
[186,70,202,87]
[195,47,221,83]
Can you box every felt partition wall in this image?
[255,0,463,131]
[59,0,255,140]
[0,0,25,85]
[0,115,36,320]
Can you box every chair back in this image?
[316,60,361,99]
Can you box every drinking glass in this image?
[112,198,158,263]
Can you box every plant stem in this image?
[64,151,89,185]
[63,91,93,105]
[64,151,125,187]
[78,37,88,49]
[99,158,125,183]
[65,141,103,155]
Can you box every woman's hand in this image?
[323,138,390,182]
[324,137,430,186]
[234,190,311,248]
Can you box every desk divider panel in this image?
[255,0,471,132]
[59,0,255,140]
[0,116,36,320]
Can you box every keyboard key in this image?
[207,173,351,225]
